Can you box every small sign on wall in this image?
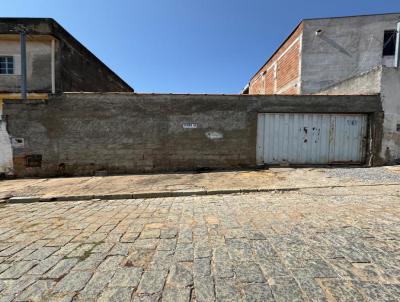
[11,137,24,148]
[182,123,198,129]
[206,131,224,140]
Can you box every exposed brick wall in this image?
[280,86,299,95]
[276,42,300,92]
[249,23,303,95]
[264,69,275,94]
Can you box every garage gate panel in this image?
[256,113,367,165]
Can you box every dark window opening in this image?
[0,56,14,74]
[383,30,397,57]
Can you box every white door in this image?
[256,113,368,165]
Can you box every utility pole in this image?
[20,31,27,99]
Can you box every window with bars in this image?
[0,56,14,74]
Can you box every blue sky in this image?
[3,1,400,93]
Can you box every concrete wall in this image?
[380,67,400,163]
[2,93,383,177]
[301,13,400,94]
[0,104,12,175]
[318,66,400,164]
[0,36,52,93]
[249,24,303,95]
[318,67,382,95]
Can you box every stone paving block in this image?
[0,261,38,279]
[52,271,92,293]
[137,270,168,295]
[45,258,79,279]
[97,287,133,302]
[67,243,95,258]
[120,232,140,243]
[77,271,116,300]
[46,235,75,247]
[167,263,193,288]
[15,279,55,301]
[53,243,81,257]
[91,242,115,253]
[162,288,191,302]
[0,294,15,302]
[125,249,155,269]
[234,261,265,283]
[7,247,35,262]
[105,233,123,242]
[0,244,25,257]
[258,257,289,278]
[193,257,211,277]
[178,228,193,243]
[292,269,327,302]
[269,277,305,302]
[321,280,367,302]
[194,276,215,302]
[385,284,400,299]
[161,228,178,239]
[108,267,143,288]
[72,252,106,271]
[42,293,75,302]
[97,255,125,271]
[194,246,212,259]
[157,239,177,251]
[1,276,37,297]
[140,229,161,239]
[224,229,246,239]
[215,278,241,302]
[132,293,161,302]
[175,243,193,262]
[228,247,253,262]
[0,264,9,275]
[303,259,339,278]
[242,282,274,302]
[148,250,174,271]
[133,239,159,250]
[213,261,235,279]
[108,243,132,256]
[353,281,396,302]
[28,255,63,275]
[252,240,277,258]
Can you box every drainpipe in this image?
[395,21,400,67]
[20,31,27,100]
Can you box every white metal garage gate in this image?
[256,113,368,165]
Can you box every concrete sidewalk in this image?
[1,167,400,202]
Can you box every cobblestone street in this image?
[0,183,400,301]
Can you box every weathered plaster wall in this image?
[0,36,52,93]
[0,94,48,174]
[0,104,12,175]
[317,67,382,96]
[301,13,400,94]
[2,93,383,177]
[380,67,400,163]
